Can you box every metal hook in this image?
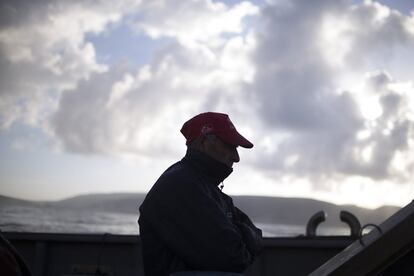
[340,210,361,238]
[358,223,382,246]
[306,211,327,237]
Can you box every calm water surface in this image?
[0,205,348,237]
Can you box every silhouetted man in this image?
[139,112,262,276]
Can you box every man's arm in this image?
[232,206,263,256]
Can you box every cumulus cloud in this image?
[0,0,138,129]
[320,0,414,71]
[347,71,414,180]
[3,0,414,197]
[250,0,414,182]
[130,0,259,46]
[47,0,259,158]
[51,38,256,157]
[1,0,258,157]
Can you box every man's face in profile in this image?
[202,135,240,167]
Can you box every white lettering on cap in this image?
[201,125,213,134]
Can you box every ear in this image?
[197,134,208,150]
[200,134,215,152]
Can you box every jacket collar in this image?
[183,148,233,185]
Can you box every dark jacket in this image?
[138,149,262,276]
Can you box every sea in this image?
[0,205,348,237]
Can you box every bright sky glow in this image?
[319,15,353,67]
[1,0,414,209]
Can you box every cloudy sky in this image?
[1,0,414,208]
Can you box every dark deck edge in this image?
[3,231,355,248]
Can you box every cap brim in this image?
[218,130,253,149]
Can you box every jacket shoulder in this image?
[158,160,196,186]
[139,161,196,211]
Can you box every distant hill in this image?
[0,195,46,207]
[0,193,401,229]
[55,193,147,214]
[232,196,400,227]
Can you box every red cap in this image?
[180,112,253,148]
